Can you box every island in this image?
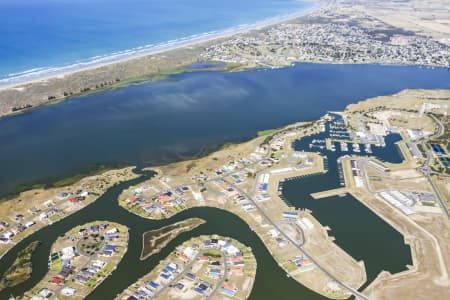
[0,241,40,291]
[22,221,129,299]
[0,89,449,300]
[118,89,450,299]
[140,218,206,260]
[116,235,256,300]
[0,167,139,259]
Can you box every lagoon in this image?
[0,63,449,197]
[0,63,449,299]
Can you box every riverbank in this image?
[1,0,448,118]
[22,221,129,299]
[1,89,449,299]
[0,167,139,259]
[0,1,325,118]
[116,235,257,300]
[118,116,367,299]
[140,218,206,260]
[0,241,40,291]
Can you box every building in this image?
[283,211,298,220]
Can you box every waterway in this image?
[1,63,449,197]
[0,63,449,299]
[281,118,411,288]
[0,171,332,300]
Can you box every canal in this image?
[0,63,449,299]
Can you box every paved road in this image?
[150,249,228,300]
[223,178,369,300]
[418,114,450,219]
[150,252,200,299]
[206,250,228,300]
[135,143,369,299]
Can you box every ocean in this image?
[0,0,311,82]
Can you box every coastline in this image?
[0,0,331,119]
[1,89,449,299]
[1,0,448,118]
[0,1,323,91]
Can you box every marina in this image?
[0,64,448,299]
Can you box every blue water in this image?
[0,63,449,196]
[0,0,311,79]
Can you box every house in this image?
[11,224,25,234]
[221,284,237,297]
[61,246,75,260]
[182,246,195,258]
[268,229,279,237]
[38,288,52,298]
[198,256,209,262]
[283,211,298,220]
[135,287,152,297]
[230,257,244,266]
[58,192,68,199]
[147,281,159,289]
[167,262,178,272]
[178,253,189,262]
[230,268,243,275]
[276,238,287,247]
[223,244,240,256]
[59,266,73,278]
[208,269,221,279]
[61,287,76,296]
[101,250,113,257]
[174,283,184,289]
[75,274,88,283]
[126,196,138,203]
[194,282,211,295]
[92,260,106,269]
[3,231,13,239]
[25,221,36,228]
[104,245,117,252]
[51,277,64,284]
[44,200,55,207]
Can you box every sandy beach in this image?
[0,0,447,118]
[0,1,323,91]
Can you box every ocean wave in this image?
[0,5,316,88]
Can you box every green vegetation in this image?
[257,128,279,137]
[140,218,205,260]
[11,163,125,196]
[203,250,222,258]
[79,233,105,256]
[0,241,41,291]
[111,75,152,89]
